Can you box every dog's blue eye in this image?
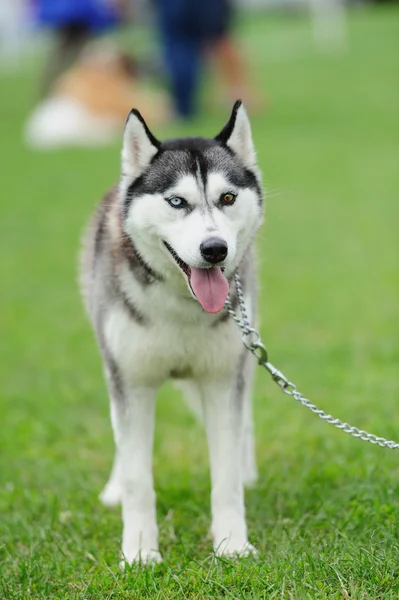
[167,197,186,209]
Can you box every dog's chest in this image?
[104,302,241,386]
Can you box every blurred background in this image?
[0,0,385,144]
[1,0,399,595]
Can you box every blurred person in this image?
[154,0,254,119]
[31,0,125,97]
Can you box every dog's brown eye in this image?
[221,192,236,206]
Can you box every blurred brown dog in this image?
[25,43,170,148]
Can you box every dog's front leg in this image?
[110,385,161,565]
[200,379,257,557]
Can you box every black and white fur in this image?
[80,101,264,563]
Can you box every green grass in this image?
[1,7,399,598]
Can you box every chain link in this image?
[225,274,399,450]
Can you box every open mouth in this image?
[164,241,191,277]
[163,241,229,314]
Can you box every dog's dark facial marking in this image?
[123,136,263,215]
[206,146,263,204]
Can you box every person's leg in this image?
[155,0,204,119]
[213,36,246,99]
[207,0,263,111]
[161,34,200,118]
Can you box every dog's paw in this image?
[99,480,122,507]
[215,540,258,559]
[120,549,163,568]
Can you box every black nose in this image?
[200,237,228,264]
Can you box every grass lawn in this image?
[1,7,399,598]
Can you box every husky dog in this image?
[80,100,264,563]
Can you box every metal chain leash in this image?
[225,273,399,450]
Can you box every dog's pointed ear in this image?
[215,100,256,169]
[122,109,160,179]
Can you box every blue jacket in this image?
[34,0,119,32]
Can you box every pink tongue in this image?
[189,267,229,314]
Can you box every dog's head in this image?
[120,101,264,314]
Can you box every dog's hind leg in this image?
[100,451,122,507]
[99,361,123,507]
[174,379,204,422]
[177,372,257,485]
